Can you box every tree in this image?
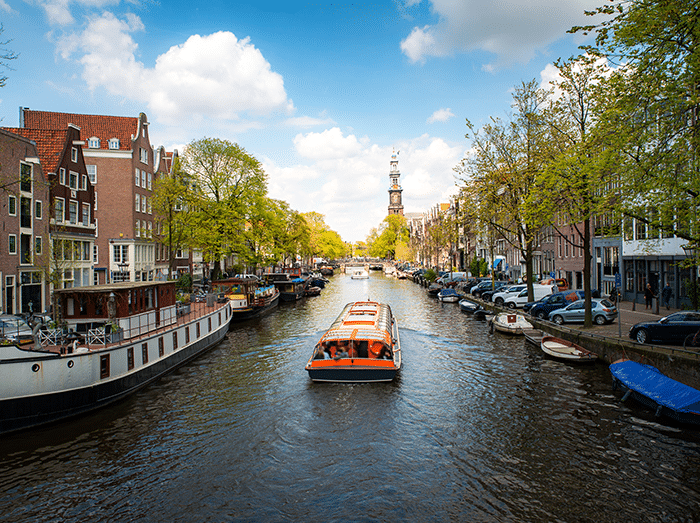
[368,214,409,259]
[180,138,268,280]
[572,0,700,265]
[301,212,347,261]
[457,80,553,300]
[0,25,17,90]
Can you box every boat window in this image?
[208,317,212,332]
[185,327,190,344]
[100,354,110,379]
[196,322,201,338]
[158,337,164,357]
[142,343,148,364]
[173,331,178,349]
[127,347,134,370]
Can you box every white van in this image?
[503,284,557,309]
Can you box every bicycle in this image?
[684,329,700,350]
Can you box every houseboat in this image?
[265,273,305,302]
[212,276,280,322]
[305,301,401,382]
[0,281,231,435]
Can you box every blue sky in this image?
[0,0,602,242]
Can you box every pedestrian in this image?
[661,283,673,310]
[644,283,655,309]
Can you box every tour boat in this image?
[305,301,401,382]
[490,312,533,335]
[540,335,597,363]
[212,276,280,322]
[0,281,232,435]
[610,359,700,426]
[349,267,369,279]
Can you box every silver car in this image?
[548,299,618,325]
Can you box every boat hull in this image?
[307,364,397,383]
[540,336,597,363]
[0,305,231,435]
[230,293,280,323]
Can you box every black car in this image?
[629,311,700,345]
[480,282,512,301]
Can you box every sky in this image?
[0,0,603,242]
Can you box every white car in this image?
[492,284,527,305]
[503,284,557,309]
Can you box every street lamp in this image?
[682,244,698,310]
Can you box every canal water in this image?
[1,273,700,522]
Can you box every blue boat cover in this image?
[439,288,458,296]
[610,360,700,414]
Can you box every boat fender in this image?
[621,389,632,402]
[655,405,663,417]
[489,320,494,334]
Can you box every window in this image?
[54,198,64,223]
[8,234,16,254]
[135,168,140,186]
[82,203,90,226]
[109,138,119,149]
[142,343,148,364]
[147,172,152,190]
[148,221,152,238]
[140,147,148,164]
[35,236,42,255]
[135,194,140,212]
[59,168,66,185]
[20,197,31,228]
[8,195,16,216]
[87,165,97,184]
[148,198,152,214]
[71,147,78,162]
[69,171,78,190]
[173,331,178,349]
[20,163,32,192]
[88,137,100,148]
[94,244,98,264]
[100,355,110,379]
[69,201,78,224]
[82,174,88,191]
[141,171,146,188]
[135,220,140,237]
[127,347,134,370]
[35,201,42,219]
[141,196,146,213]
[158,337,164,357]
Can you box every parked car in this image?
[481,282,516,301]
[503,284,557,309]
[548,299,618,325]
[629,311,700,345]
[0,314,35,345]
[470,280,508,298]
[528,290,585,319]
[539,278,569,291]
[492,284,527,305]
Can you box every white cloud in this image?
[37,0,119,26]
[427,108,455,123]
[400,0,601,70]
[57,12,294,126]
[266,130,464,242]
[0,0,13,13]
[284,113,336,128]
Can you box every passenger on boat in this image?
[314,345,328,360]
[369,342,386,359]
[335,342,349,359]
[378,346,392,359]
[356,340,368,358]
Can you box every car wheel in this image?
[636,329,648,344]
[552,315,564,325]
[508,302,516,309]
[594,315,606,325]
[495,298,503,305]
[536,310,546,320]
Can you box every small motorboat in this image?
[610,359,700,426]
[304,286,322,297]
[427,283,443,296]
[305,301,401,383]
[473,308,494,321]
[458,299,481,313]
[490,312,532,335]
[438,288,460,303]
[540,335,597,363]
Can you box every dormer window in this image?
[71,147,78,162]
[88,137,100,148]
[109,138,120,150]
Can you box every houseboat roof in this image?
[53,281,174,296]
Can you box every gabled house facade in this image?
[0,128,49,315]
[4,124,97,295]
[19,109,176,284]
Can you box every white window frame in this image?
[82,203,90,226]
[8,195,16,216]
[141,196,146,213]
[35,200,42,220]
[8,234,16,255]
[88,137,100,148]
[135,219,140,238]
[148,198,152,214]
[69,171,78,190]
[141,171,146,188]
[55,197,65,224]
[59,168,66,186]
[135,194,140,212]
[109,138,120,150]
[135,168,140,187]
[35,236,42,255]
[68,201,78,225]
[147,172,152,190]
[87,164,97,184]
[140,147,148,164]
[71,147,78,162]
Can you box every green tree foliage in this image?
[301,212,347,260]
[368,214,409,259]
[573,0,700,262]
[180,138,268,279]
[457,80,552,299]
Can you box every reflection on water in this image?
[1,272,700,522]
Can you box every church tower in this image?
[388,150,404,216]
